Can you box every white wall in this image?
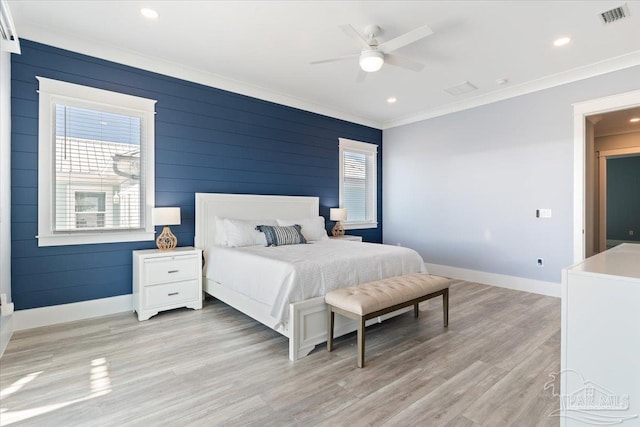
[383,65,640,286]
[0,47,13,355]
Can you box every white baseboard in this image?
[9,265,558,332]
[425,263,560,298]
[0,314,13,357]
[13,294,133,331]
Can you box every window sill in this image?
[37,231,155,247]
[343,221,378,230]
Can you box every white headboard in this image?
[194,193,320,249]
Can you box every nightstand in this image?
[133,247,202,321]
[329,235,363,242]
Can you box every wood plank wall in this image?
[10,40,382,310]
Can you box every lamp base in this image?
[156,226,178,251]
[331,221,345,237]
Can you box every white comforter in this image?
[205,240,426,325]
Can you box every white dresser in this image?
[133,247,203,321]
[561,243,640,426]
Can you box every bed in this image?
[194,193,426,360]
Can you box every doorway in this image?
[585,110,640,256]
[573,89,640,262]
[594,148,640,253]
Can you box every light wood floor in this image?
[0,281,560,426]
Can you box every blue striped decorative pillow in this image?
[255,224,307,247]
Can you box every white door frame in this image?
[597,148,640,252]
[572,89,640,263]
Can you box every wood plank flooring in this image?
[0,281,561,426]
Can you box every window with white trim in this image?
[37,77,156,246]
[339,138,378,229]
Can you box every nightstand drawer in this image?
[144,255,199,285]
[144,279,199,309]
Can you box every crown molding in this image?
[383,50,640,129]
[18,25,382,129]
[16,25,640,132]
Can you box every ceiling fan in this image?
[310,24,434,76]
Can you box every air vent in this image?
[599,3,630,24]
[444,81,478,96]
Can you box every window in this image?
[37,77,156,246]
[339,138,378,229]
[74,192,106,229]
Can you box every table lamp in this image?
[153,207,180,251]
[330,208,347,237]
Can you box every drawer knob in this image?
[168,292,179,296]
[168,270,179,274]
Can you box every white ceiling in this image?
[8,1,640,129]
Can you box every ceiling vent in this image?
[599,3,630,24]
[444,81,478,96]
[0,0,20,54]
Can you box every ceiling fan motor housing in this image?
[363,24,382,39]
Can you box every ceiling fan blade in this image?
[339,24,371,49]
[385,54,425,72]
[378,24,434,53]
[310,53,359,65]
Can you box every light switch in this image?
[536,209,552,218]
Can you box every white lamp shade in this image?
[153,207,181,226]
[330,208,347,221]
[359,50,384,72]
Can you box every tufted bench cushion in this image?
[325,273,452,316]
[325,273,452,368]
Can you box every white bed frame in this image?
[194,193,404,361]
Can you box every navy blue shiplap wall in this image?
[11,40,382,310]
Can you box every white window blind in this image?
[37,77,156,246]
[54,105,144,232]
[339,138,378,229]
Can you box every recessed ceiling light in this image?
[553,36,571,47]
[630,117,640,123]
[387,97,397,104]
[140,8,159,20]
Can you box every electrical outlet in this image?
[537,258,544,267]
[630,230,635,236]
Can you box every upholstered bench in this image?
[325,273,452,368]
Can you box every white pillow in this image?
[213,216,227,246]
[277,216,329,242]
[224,218,276,247]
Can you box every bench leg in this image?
[357,316,365,368]
[414,303,419,318]
[443,288,449,327]
[327,306,335,352]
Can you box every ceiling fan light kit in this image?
[359,50,384,72]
